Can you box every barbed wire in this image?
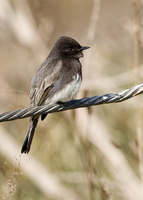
[0,83,143,122]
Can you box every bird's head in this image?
[52,36,90,59]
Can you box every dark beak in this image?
[80,46,90,51]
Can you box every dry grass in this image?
[1,157,21,200]
[0,0,143,199]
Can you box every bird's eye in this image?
[67,47,73,52]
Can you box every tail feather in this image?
[21,117,39,154]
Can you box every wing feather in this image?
[30,59,62,107]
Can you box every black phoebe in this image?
[21,36,90,154]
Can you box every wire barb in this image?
[0,83,143,122]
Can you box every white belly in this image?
[44,74,81,105]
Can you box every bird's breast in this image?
[43,73,81,105]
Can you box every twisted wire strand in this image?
[0,83,143,122]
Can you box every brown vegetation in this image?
[0,0,143,199]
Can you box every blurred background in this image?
[0,0,143,199]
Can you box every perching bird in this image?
[21,36,90,154]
